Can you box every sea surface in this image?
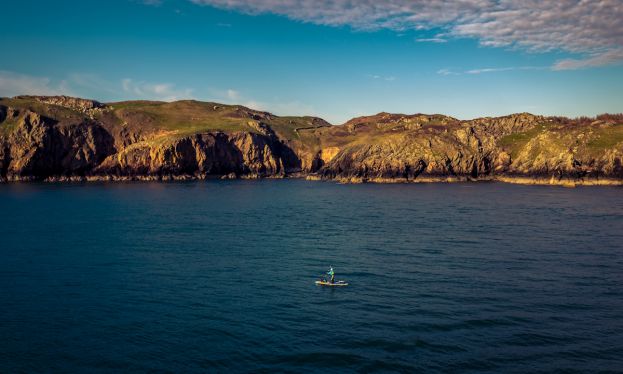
[1,180,622,373]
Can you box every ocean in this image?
[1,180,622,372]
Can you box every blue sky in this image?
[1,0,622,124]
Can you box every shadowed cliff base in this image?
[1,96,622,186]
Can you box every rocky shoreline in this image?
[1,172,621,188]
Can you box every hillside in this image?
[1,95,622,185]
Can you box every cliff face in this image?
[95,131,297,178]
[0,108,115,181]
[0,96,622,184]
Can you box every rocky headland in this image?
[1,95,622,186]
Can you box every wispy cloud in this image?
[0,71,197,102]
[366,74,397,81]
[191,0,623,69]
[0,71,316,118]
[213,88,318,118]
[439,66,546,75]
[466,67,515,74]
[121,78,194,101]
[553,48,623,71]
[437,68,460,76]
[226,89,240,100]
[415,37,447,43]
[0,71,70,97]
[466,66,548,74]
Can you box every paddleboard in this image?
[315,280,349,287]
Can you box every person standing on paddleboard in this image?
[327,266,335,283]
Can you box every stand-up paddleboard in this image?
[315,280,349,287]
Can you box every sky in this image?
[0,0,622,124]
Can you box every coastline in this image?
[3,97,622,190]
[324,175,623,187]
[1,173,621,187]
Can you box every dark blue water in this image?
[1,181,622,372]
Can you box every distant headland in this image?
[1,95,622,186]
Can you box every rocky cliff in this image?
[0,96,621,185]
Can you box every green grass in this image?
[422,115,454,126]
[112,101,259,135]
[498,121,623,159]
[1,98,83,120]
[108,100,165,110]
[266,116,328,141]
[110,100,332,143]
[586,123,623,150]
[498,123,552,156]
[1,98,332,144]
[0,118,19,137]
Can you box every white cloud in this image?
[0,70,70,97]
[466,67,516,74]
[439,66,546,75]
[211,88,318,117]
[437,68,460,76]
[0,72,196,102]
[226,89,240,100]
[366,74,397,81]
[191,0,623,69]
[552,48,623,70]
[121,78,194,101]
[415,37,447,43]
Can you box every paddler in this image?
[327,266,335,283]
